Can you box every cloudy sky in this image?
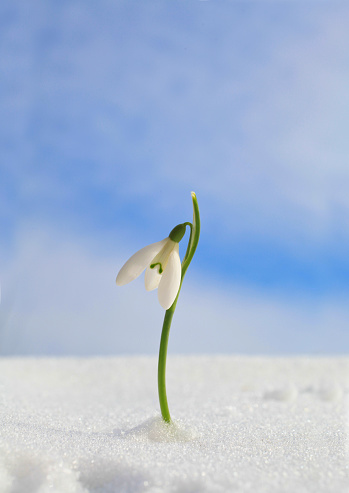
[1,0,349,356]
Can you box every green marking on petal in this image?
[150,262,163,274]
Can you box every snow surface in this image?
[0,356,348,492]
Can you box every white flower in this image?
[116,237,182,310]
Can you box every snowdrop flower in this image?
[116,224,186,310]
[115,192,200,424]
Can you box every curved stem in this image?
[182,222,193,265]
[157,305,175,423]
[157,192,200,423]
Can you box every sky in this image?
[1,0,349,355]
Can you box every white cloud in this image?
[3,2,349,250]
[1,225,348,356]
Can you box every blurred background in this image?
[1,1,349,356]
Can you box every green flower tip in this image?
[169,224,186,243]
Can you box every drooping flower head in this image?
[116,224,186,310]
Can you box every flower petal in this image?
[158,243,181,310]
[144,264,162,291]
[149,238,176,273]
[116,239,167,286]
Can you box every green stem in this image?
[157,192,200,423]
[157,303,176,423]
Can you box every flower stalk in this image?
[157,192,200,423]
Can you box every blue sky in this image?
[1,1,349,355]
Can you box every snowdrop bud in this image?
[169,224,186,243]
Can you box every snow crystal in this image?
[0,356,348,492]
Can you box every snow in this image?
[0,356,348,492]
